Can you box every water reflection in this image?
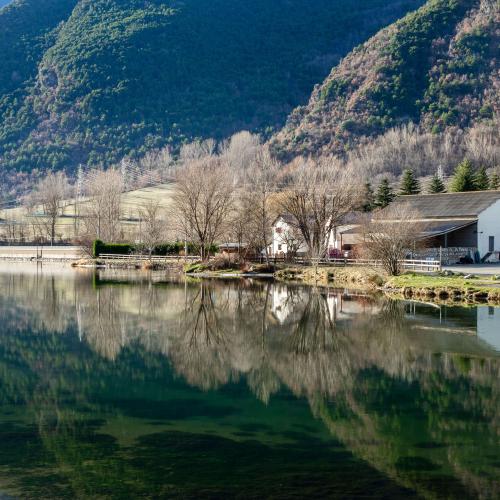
[0,264,498,498]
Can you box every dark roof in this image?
[276,214,296,225]
[341,219,476,238]
[378,191,500,219]
[419,220,476,238]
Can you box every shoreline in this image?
[274,265,500,305]
[7,258,500,306]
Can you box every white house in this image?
[270,214,360,258]
[377,191,500,263]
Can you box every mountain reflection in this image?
[0,264,498,499]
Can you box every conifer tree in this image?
[474,166,490,191]
[375,178,395,208]
[399,169,421,195]
[450,159,476,192]
[428,172,446,193]
[361,182,375,212]
[490,172,500,190]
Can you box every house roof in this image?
[419,220,476,238]
[378,191,500,219]
[341,219,476,239]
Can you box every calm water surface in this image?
[0,263,498,499]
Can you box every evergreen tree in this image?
[474,166,490,191]
[428,172,446,193]
[490,172,500,190]
[375,178,395,208]
[450,159,476,192]
[399,168,421,195]
[361,182,375,212]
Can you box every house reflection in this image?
[403,300,500,353]
[477,306,500,351]
[271,284,381,326]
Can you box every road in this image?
[444,264,500,276]
[0,246,83,260]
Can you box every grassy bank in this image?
[275,265,500,304]
[275,266,385,290]
[385,273,500,304]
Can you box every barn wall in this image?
[478,201,500,259]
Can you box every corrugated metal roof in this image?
[379,191,500,219]
[341,219,476,237]
[419,220,476,238]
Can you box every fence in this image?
[98,254,441,272]
[99,254,199,262]
[253,256,441,272]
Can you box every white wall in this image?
[271,218,307,256]
[271,218,347,257]
[478,200,500,259]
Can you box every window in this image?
[277,244,282,251]
[489,236,495,252]
[276,227,283,234]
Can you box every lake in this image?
[0,263,498,498]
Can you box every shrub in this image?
[207,253,245,271]
[92,240,134,257]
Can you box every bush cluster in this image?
[93,240,218,257]
[93,240,134,257]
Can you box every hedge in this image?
[92,240,219,257]
[93,240,134,257]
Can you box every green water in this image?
[0,264,498,499]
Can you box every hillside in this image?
[271,0,499,161]
[0,0,425,176]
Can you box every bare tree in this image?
[361,203,426,276]
[179,139,216,164]
[82,168,124,242]
[29,172,70,245]
[137,147,173,187]
[221,131,260,177]
[347,121,500,180]
[172,157,234,260]
[138,200,166,258]
[239,147,279,263]
[276,223,305,260]
[278,158,362,260]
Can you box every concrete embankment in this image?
[0,246,83,261]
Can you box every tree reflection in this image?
[0,269,498,499]
[290,288,337,354]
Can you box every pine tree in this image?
[474,166,490,191]
[361,182,375,212]
[490,172,500,190]
[399,169,421,195]
[428,173,445,193]
[375,178,395,209]
[450,159,476,192]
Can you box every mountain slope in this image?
[270,0,499,160]
[0,0,425,174]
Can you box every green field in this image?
[1,183,175,241]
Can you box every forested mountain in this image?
[0,0,425,175]
[271,0,499,160]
